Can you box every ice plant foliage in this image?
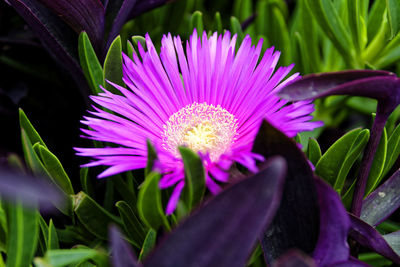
[76,30,322,214]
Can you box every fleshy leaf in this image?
[179,147,206,212]
[361,169,400,226]
[73,191,122,239]
[4,200,39,267]
[312,179,350,266]
[116,200,146,249]
[387,0,400,39]
[104,35,124,92]
[144,157,287,267]
[138,228,156,261]
[383,230,400,255]
[349,213,400,264]
[19,109,46,148]
[252,120,319,262]
[137,172,170,230]
[78,31,105,94]
[36,0,105,51]
[381,122,400,178]
[109,225,141,267]
[306,138,321,166]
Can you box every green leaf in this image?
[335,129,370,194]
[381,123,400,178]
[38,216,49,254]
[306,0,355,66]
[190,11,204,35]
[367,0,386,41]
[214,12,223,33]
[387,0,400,39]
[37,144,74,195]
[347,0,363,53]
[78,32,104,94]
[5,200,39,267]
[20,129,49,177]
[47,220,59,250]
[80,168,94,198]
[116,201,146,249]
[103,35,124,93]
[306,138,322,166]
[138,228,156,262]
[365,128,388,195]
[19,109,46,148]
[315,128,363,187]
[73,191,122,239]
[230,16,244,44]
[145,140,157,177]
[38,249,100,267]
[179,147,205,211]
[131,36,146,51]
[137,172,170,230]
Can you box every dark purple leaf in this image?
[272,250,316,267]
[313,179,350,266]
[252,120,319,263]
[7,0,88,97]
[383,230,400,255]
[349,213,400,264]
[129,0,172,17]
[144,157,287,267]
[278,70,400,217]
[36,0,105,51]
[361,169,400,226]
[278,70,394,103]
[328,257,371,267]
[104,0,137,51]
[109,225,141,267]
[0,169,65,211]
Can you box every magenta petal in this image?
[166,181,185,215]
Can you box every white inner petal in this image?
[162,102,238,161]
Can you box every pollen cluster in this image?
[162,102,238,161]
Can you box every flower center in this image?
[162,102,238,161]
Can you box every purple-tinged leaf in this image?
[252,120,319,263]
[361,169,400,226]
[328,257,371,267]
[109,225,141,267]
[272,250,316,267]
[383,230,400,255]
[36,0,105,51]
[278,70,395,103]
[7,0,89,97]
[129,0,172,17]
[279,70,400,217]
[0,169,65,211]
[104,0,137,51]
[313,179,350,266]
[144,157,287,267]
[349,213,400,264]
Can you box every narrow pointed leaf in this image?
[365,128,387,195]
[252,120,319,262]
[387,0,400,39]
[361,169,400,226]
[116,201,146,248]
[78,31,105,94]
[42,249,102,267]
[19,109,46,148]
[179,147,205,211]
[104,36,124,92]
[109,226,140,267]
[144,157,287,267]
[381,122,400,178]
[312,179,350,266]
[306,138,321,166]
[349,214,400,264]
[189,11,204,35]
[138,228,156,261]
[4,200,39,267]
[48,220,59,250]
[137,172,170,230]
[36,0,105,50]
[73,191,122,239]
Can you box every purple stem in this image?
[351,107,389,217]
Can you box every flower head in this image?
[76,30,322,214]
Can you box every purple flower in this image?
[76,30,322,214]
